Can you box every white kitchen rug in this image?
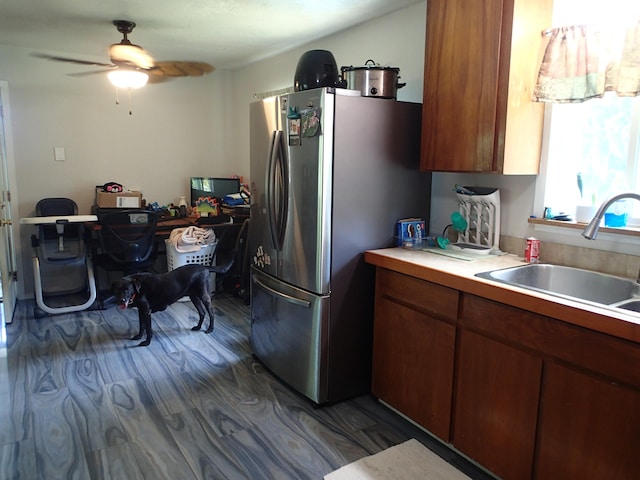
[324,439,471,480]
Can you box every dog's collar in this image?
[125,293,136,307]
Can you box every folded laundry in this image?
[169,226,217,253]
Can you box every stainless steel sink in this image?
[616,300,640,312]
[475,264,640,308]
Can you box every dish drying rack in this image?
[456,188,500,251]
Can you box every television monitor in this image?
[190,177,241,206]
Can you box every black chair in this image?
[35,197,84,263]
[210,218,249,295]
[93,209,158,307]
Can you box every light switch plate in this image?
[54,147,65,161]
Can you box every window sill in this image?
[528,217,640,238]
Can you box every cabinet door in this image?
[420,0,550,173]
[421,0,504,172]
[536,363,640,480]
[372,296,456,440]
[454,329,542,480]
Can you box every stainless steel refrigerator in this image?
[249,87,431,404]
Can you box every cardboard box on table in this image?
[95,188,142,208]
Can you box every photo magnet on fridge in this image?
[302,108,320,137]
[289,118,301,146]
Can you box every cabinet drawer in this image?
[461,293,640,388]
[376,268,459,322]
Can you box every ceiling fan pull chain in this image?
[128,88,134,115]
[112,86,135,114]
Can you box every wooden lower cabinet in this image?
[371,269,640,480]
[454,330,542,480]
[371,269,457,440]
[536,362,640,480]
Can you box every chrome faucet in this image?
[581,192,640,240]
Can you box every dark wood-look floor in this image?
[0,294,495,480]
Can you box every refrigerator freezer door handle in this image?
[252,274,311,308]
[276,131,289,247]
[267,130,288,250]
[266,130,280,249]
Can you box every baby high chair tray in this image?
[20,214,98,224]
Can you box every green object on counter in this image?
[451,211,467,232]
[435,211,467,249]
[437,236,450,249]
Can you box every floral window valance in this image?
[533,21,640,103]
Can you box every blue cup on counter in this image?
[604,198,630,227]
[604,212,628,227]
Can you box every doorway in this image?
[0,81,19,326]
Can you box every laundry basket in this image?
[165,239,216,271]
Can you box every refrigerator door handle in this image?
[252,274,311,308]
[266,131,280,250]
[267,130,288,250]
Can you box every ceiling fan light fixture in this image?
[107,69,149,89]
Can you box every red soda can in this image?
[525,237,540,263]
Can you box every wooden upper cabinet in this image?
[420,0,553,173]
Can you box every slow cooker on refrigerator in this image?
[340,59,406,99]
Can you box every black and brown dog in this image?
[111,264,226,346]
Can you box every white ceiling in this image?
[0,0,423,71]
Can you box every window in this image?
[540,0,640,226]
[543,94,640,224]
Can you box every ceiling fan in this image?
[35,20,214,87]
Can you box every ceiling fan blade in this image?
[146,74,170,85]
[67,68,116,77]
[149,61,215,78]
[109,44,155,70]
[35,21,213,87]
[32,53,114,68]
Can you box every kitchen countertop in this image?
[365,247,640,344]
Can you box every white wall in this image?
[0,44,239,297]
[0,46,239,213]
[229,2,428,167]
[430,173,537,239]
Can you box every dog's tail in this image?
[207,261,235,275]
[205,218,249,277]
